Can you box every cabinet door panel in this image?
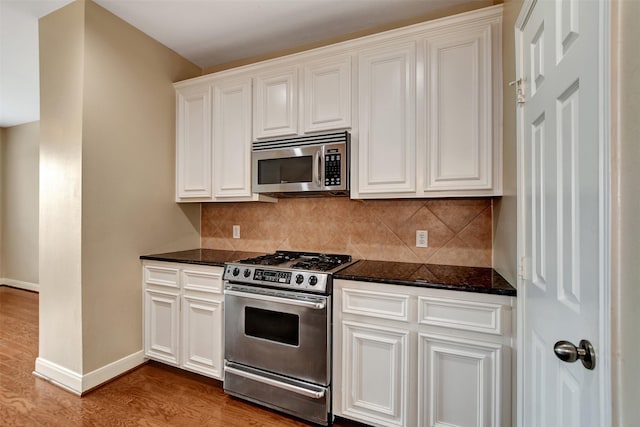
[358,42,416,194]
[342,321,408,427]
[144,290,180,365]
[419,333,503,427]
[176,85,212,200]
[303,56,351,132]
[425,26,493,191]
[182,297,223,379]
[254,68,298,138]
[213,78,253,198]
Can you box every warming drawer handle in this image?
[224,289,326,310]
[225,365,326,399]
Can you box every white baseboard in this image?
[34,350,146,395]
[0,278,39,292]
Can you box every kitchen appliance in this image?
[251,131,349,197]
[222,251,356,425]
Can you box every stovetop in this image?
[223,250,356,294]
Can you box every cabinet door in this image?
[419,333,504,427]
[213,78,253,198]
[181,296,224,379]
[424,25,493,191]
[358,42,416,195]
[254,67,298,138]
[144,290,180,366]
[176,84,212,200]
[341,321,409,427]
[303,56,351,133]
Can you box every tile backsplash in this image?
[201,197,493,267]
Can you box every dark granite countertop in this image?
[140,249,516,296]
[140,249,263,267]
[335,260,516,297]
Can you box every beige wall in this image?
[1,121,40,286]
[612,1,640,424]
[39,0,86,374]
[38,0,201,377]
[203,0,497,74]
[492,0,522,286]
[202,198,494,267]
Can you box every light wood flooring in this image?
[0,286,362,426]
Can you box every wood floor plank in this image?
[0,286,365,426]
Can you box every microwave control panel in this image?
[324,150,342,187]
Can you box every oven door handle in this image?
[225,365,326,399]
[224,289,326,310]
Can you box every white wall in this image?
[1,121,40,289]
[492,0,522,287]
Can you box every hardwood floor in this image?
[0,286,362,427]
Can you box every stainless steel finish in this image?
[315,149,322,186]
[251,130,349,196]
[225,364,326,399]
[554,339,596,370]
[224,287,326,309]
[223,263,330,293]
[224,361,330,425]
[224,283,331,385]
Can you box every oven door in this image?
[224,283,330,386]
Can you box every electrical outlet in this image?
[233,225,240,239]
[416,230,428,248]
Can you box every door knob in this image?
[553,339,596,370]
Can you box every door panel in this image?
[516,0,608,425]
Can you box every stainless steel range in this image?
[222,251,355,426]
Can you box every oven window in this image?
[244,307,299,346]
[258,156,312,185]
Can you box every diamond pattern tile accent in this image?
[201,197,493,267]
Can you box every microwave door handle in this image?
[315,150,322,187]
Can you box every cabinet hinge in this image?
[518,256,527,279]
[509,78,526,104]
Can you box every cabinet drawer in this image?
[418,297,506,335]
[182,269,223,294]
[144,265,180,289]
[342,288,409,322]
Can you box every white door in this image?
[516,1,610,426]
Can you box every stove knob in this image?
[243,268,251,278]
[308,275,318,286]
[295,274,304,284]
[232,267,240,277]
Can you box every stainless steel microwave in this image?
[251,131,349,196]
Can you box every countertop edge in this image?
[333,272,517,297]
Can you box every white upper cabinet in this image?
[175,84,212,200]
[423,23,497,192]
[303,55,352,133]
[253,67,299,139]
[213,77,253,198]
[174,5,503,202]
[357,41,417,195]
[350,6,503,199]
[175,77,274,203]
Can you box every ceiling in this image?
[0,0,475,128]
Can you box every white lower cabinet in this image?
[143,261,224,380]
[333,279,514,427]
[342,322,409,426]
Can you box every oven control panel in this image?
[223,264,329,293]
